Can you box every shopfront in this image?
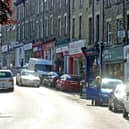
[69,40,86,75]
[14,43,24,67]
[42,40,55,63]
[32,42,43,58]
[56,44,68,73]
[1,45,8,67]
[8,42,16,67]
[103,46,124,80]
[24,43,32,63]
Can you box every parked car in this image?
[108,83,125,112]
[123,81,129,118]
[56,74,81,91]
[0,69,14,91]
[16,69,40,87]
[42,71,59,87]
[85,78,123,106]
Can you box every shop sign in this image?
[103,47,123,62]
[43,41,55,51]
[33,45,42,52]
[24,43,32,50]
[1,45,8,52]
[56,46,68,53]
[9,42,16,50]
[69,40,85,55]
[14,43,23,48]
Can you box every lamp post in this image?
[99,0,104,77]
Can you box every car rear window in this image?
[67,76,81,81]
[0,72,12,78]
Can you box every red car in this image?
[56,74,81,91]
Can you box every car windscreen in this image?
[22,71,37,76]
[0,72,12,78]
[35,64,52,72]
[101,79,122,89]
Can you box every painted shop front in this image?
[103,46,124,80]
[56,44,68,73]
[69,40,86,75]
[14,43,24,67]
[1,45,8,67]
[32,42,43,58]
[43,40,55,64]
[24,43,32,63]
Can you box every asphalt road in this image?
[0,85,129,129]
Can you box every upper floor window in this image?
[96,15,100,42]
[79,0,83,8]
[72,0,75,9]
[79,15,82,39]
[50,15,53,35]
[64,14,67,36]
[58,17,61,37]
[107,22,112,45]
[89,17,92,44]
[59,0,61,8]
[89,0,92,7]
[72,18,75,39]
[117,19,124,44]
[65,0,68,8]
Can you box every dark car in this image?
[56,74,81,91]
[42,71,59,87]
[108,83,125,112]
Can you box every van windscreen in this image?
[35,64,52,72]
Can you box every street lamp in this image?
[99,0,104,77]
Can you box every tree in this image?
[0,0,17,25]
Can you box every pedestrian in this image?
[91,76,102,105]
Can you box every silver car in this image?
[16,69,40,87]
[0,70,14,91]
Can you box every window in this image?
[117,19,124,44]
[45,18,49,37]
[59,0,61,8]
[89,0,92,7]
[72,0,75,9]
[65,0,68,8]
[64,14,67,36]
[50,15,53,35]
[58,17,61,37]
[89,17,92,44]
[107,22,112,45]
[79,0,82,8]
[96,15,100,42]
[79,15,82,39]
[72,18,75,38]
[40,19,43,38]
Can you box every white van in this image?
[28,58,53,78]
[123,83,129,118]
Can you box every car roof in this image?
[0,69,12,72]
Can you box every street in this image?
[0,85,129,129]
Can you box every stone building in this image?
[1,1,17,67]
[103,0,126,80]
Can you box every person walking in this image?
[91,76,102,105]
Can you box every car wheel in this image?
[112,102,117,112]
[9,87,14,92]
[123,107,128,118]
[108,104,112,111]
